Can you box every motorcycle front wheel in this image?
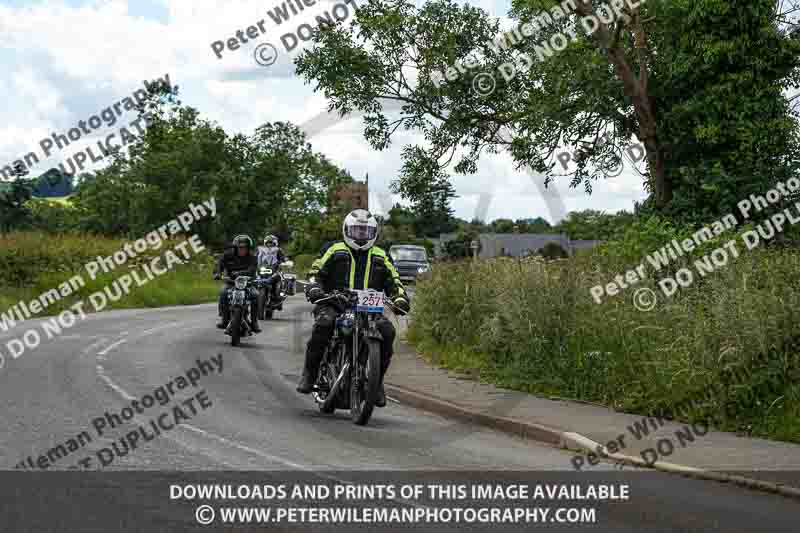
[351,338,382,426]
[257,289,267,320]
[230,308,242,346]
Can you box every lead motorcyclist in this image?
[297,210,410,407]
[257,234,287,308]
[213,234,261,333]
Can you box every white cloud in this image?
[0,0,647,220]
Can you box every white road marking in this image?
[97,338,127,356]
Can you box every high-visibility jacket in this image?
[309,242,406,298]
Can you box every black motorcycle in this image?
[311,289,399,425]
[223,273,258,346]
[255,265,286,320]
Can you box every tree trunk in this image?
[574,1,671,209]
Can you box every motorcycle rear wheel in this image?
[351,338,382,425]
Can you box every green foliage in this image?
[650,0,800,221]
[409,245,800,443]
[68,87,350,249]
[554,209,636,240]
[0,162,35,232]
[26,198,81,233]
[442,229,480,259]
[296,0,800,220]
[0,231,217,318]
[538,241,568,260]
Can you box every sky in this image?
[0,0,650,224]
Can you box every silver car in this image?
[388,245,431,282]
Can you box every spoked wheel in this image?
[351,339,382,426]
[317,361,336,414]
[230,308,242,346]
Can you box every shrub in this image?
[538,242,568,260]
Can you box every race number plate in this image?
[355,290,385,313]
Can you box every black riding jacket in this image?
[310,242,406,299]
[214,247,258,278]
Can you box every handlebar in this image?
[222,273,253,283]
[312,290,409,316]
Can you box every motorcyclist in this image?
[297,210,410,407]
[213,234,261,333]
[257,234,286,307]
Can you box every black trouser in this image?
[303,304,396,379]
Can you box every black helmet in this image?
[232,234,254,249]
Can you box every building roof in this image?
[436,232,601,257]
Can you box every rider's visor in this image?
[346,224,376,241]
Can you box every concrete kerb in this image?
[386,371,800,501]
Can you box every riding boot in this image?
[296,346,324,393]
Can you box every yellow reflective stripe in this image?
[348,248,356,289]
[364,248,374,289]
[318,242,344,267]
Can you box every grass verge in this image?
[0,231,219,321]
[408,245,800,444]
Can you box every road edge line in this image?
[384,383,800,500]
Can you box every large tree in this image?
[296,0,800,221]
[73,85,351,246]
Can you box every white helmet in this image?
[342,209,379,251]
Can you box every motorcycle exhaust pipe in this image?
[321,361,350,411]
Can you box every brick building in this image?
[334,174,369,210]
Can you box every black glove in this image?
[392,296,410,315]
[307,286,325,303]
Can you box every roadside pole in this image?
[470,240,479,262]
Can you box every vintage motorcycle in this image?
[255,265,284,321]
[254,260,295,320]
[311,289,401,426]
[222,273,258,346]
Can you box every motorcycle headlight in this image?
[235,276,249,290]
[259,267,273,276]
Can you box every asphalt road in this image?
[0,297,797,532]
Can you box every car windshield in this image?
[391,248,427,262]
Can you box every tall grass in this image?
[409,247,800,443]
[0,231,219,318]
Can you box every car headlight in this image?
[418,265,429,273]
[235,276,249,290]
